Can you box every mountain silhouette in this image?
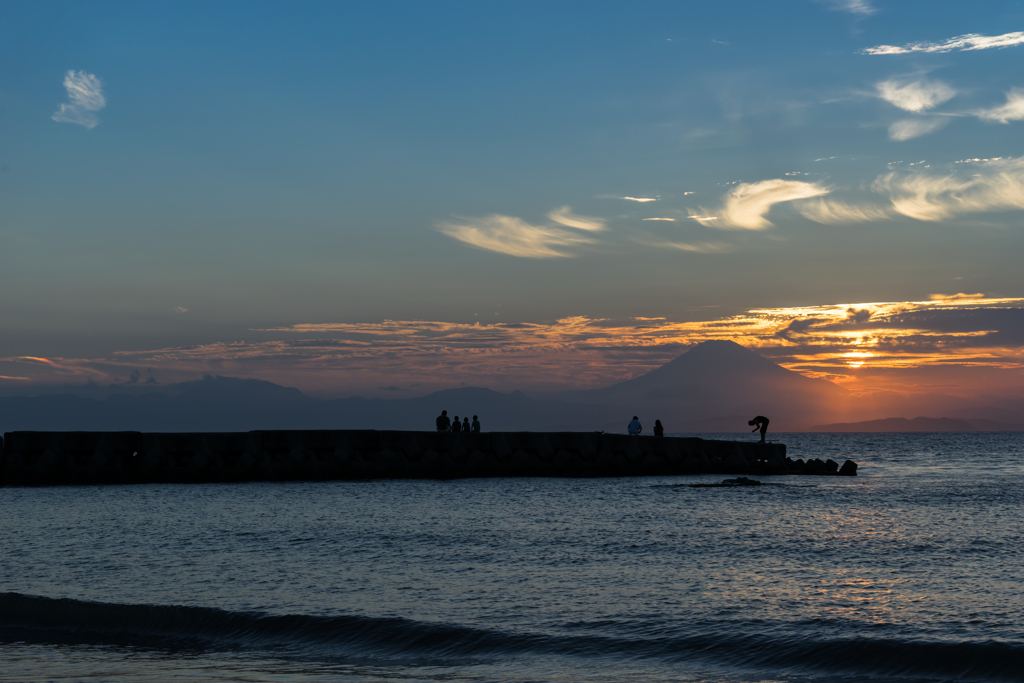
[0,342,848,433]
[555,340,849,431]
[0,378,617,433]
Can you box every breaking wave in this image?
[2,592,1021,680]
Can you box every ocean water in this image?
[2,432,1023,683]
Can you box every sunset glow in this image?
[3,296,1022,407]
[3,1,1024,423]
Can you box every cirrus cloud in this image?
[863,31,1024,55]
[546,206,607,231]
[816,0,876,16]
[798,156,1024,224]
[888,117,949,141]
[876,78,956,113]
[692,179,830,230]
[873,156,1024,221]
[797,198,892,223]
[436,209,601,258]
[976,88,1024,123]
[51,70,106,129]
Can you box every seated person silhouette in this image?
[749,415,770,443]
[462,416,470,432]
[436,410,451,432]
[628,416,642,435]
[471,415,481,433]
[451,416,462,432]
[653,419,664,437]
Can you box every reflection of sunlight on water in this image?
[816,573,916,622]
[735,504,930,625]
[2,432,1023,683]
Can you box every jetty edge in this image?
[0,430,857,486]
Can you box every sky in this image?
[3,0,1024,408]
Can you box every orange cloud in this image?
[8,297,1024,401]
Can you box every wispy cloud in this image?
[816,0,876,15]
[650,240,733,253]
[51,70,106,129]
[436,212,597,258]
[798,156,1024,223]
[620,196,659,203]
[976,87,1024,123]
[873,156,1024,221]
[692,179,830,230]
[546,206,606,231]
[876,78,956,112]
[863,31,1024,55]
[797,198,892,223]
[18,356,61,367]
[642,217,676,221]
[888,117,949,140]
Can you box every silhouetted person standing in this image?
[653,419,664,437]
[436,410,451,432]
[471,415,480,433]
[451,416,462,432]
[749,415,769,443]
[628,416,642,435]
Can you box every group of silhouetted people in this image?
[627,417,665,437]
[435,410,480,433]
[624,415,769,441]
[433,408,767,441]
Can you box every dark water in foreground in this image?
[2,432,1023,683]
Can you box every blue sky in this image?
[3,0,1024,398]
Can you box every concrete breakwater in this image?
[1,430,856,486]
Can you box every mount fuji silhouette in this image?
[0,341,847,433]
[554,340,849,431]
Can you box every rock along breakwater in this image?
[0,430,856,486]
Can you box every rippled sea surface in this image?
[2,432,1023,683]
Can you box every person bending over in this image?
[749,415,769,443]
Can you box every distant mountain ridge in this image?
[0,377,620,434]
[6,341,990,433]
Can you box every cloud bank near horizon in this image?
[5,296,1024,400]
